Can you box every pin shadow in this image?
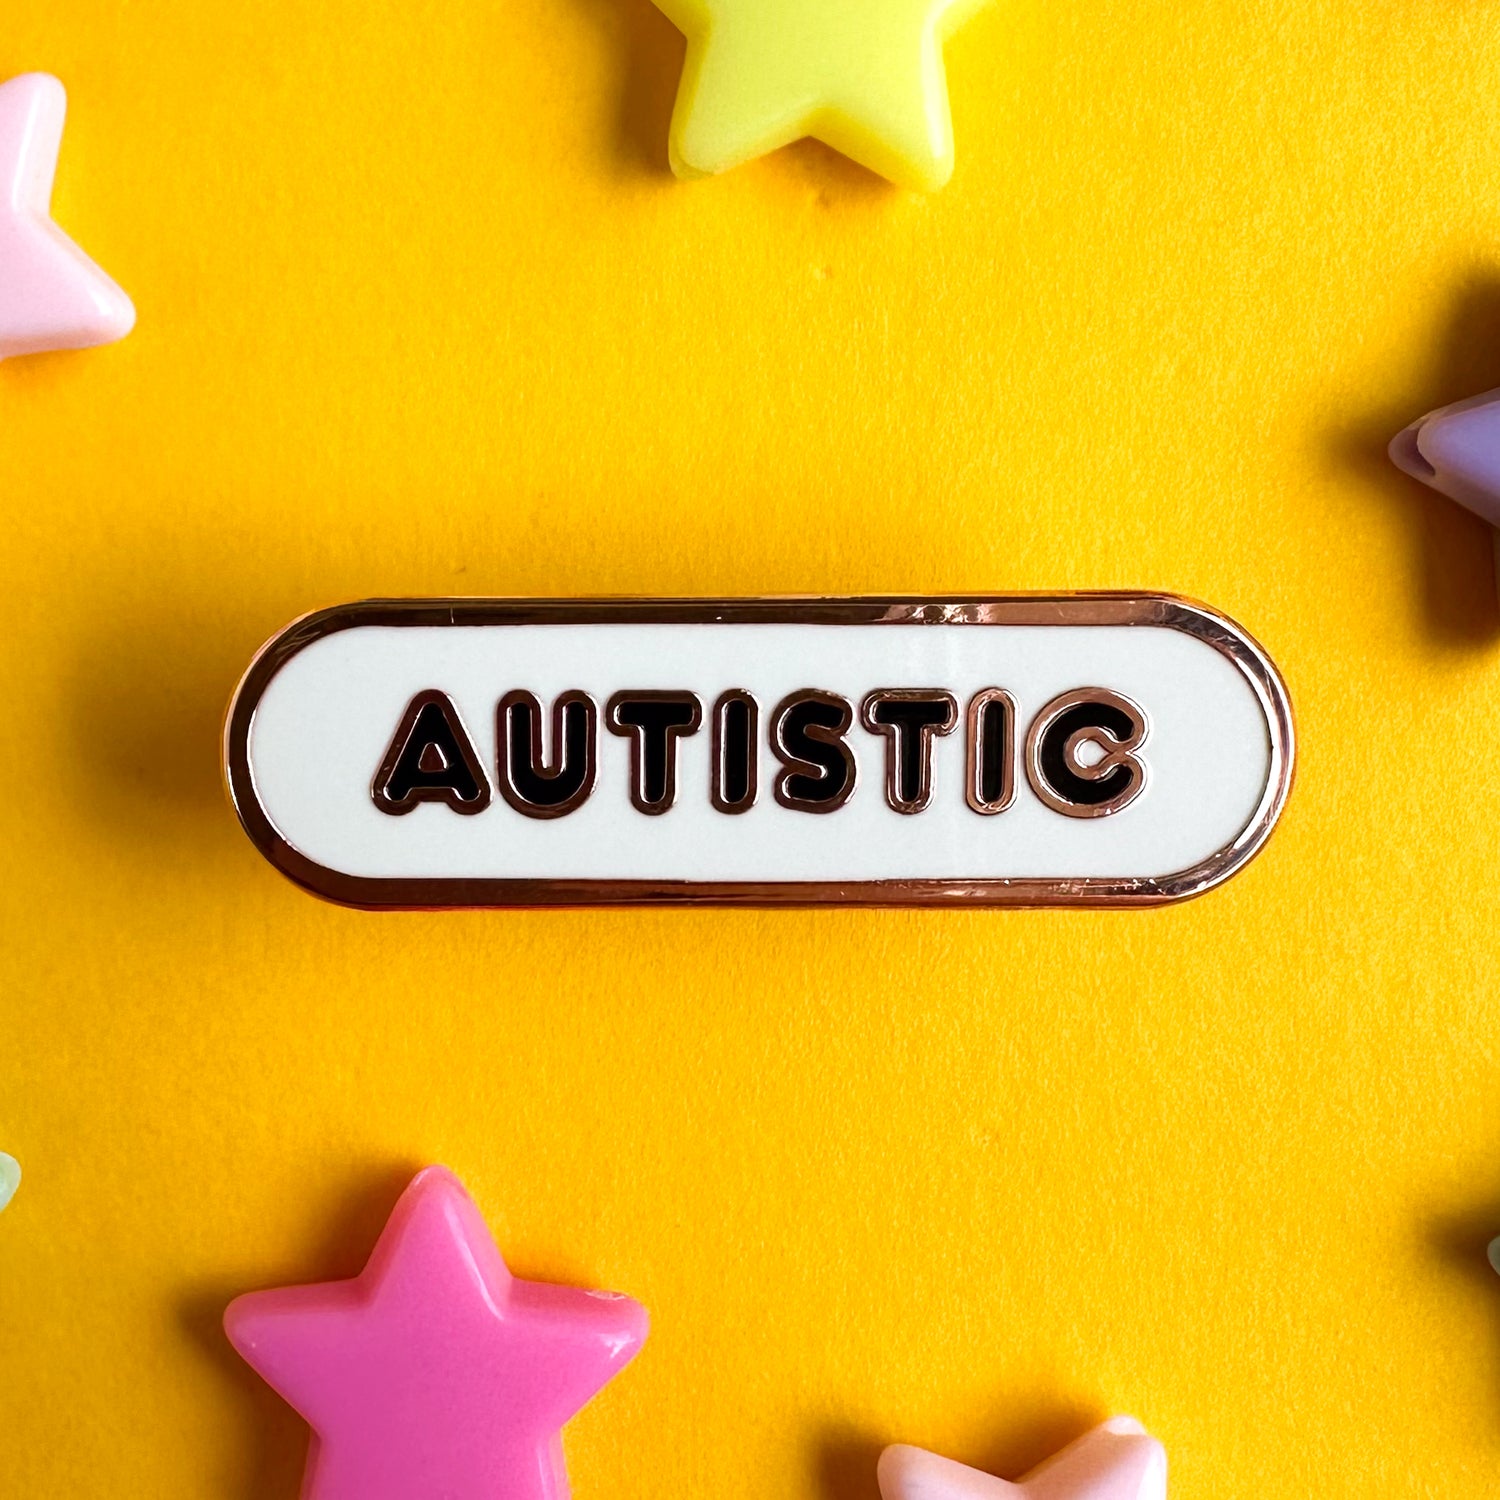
[61,540,339,884]
[1334,272,1500,647]
[69,611,244,842]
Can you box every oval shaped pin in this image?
[224,595,1294,908]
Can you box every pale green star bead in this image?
[0,1153,18,1212]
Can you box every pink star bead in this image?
[0,73,134,360]
[878,1418,1168,1500]
[224,1166,648,1500]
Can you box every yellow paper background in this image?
[5,1,1500,1495]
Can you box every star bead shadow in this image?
[0,344,111,393]
[180,1286,309,1500]
[815,1401,1105,1499]
[777,138,908,205]
[1333,272,1500,647]
[180,1162,421,1500]
[567,0,684,177]
[818,1428,886,1500]
[964,1405,1109,1481]
[565,0,904,200]
[1428,1195,1500,1433]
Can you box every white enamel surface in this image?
[245,621,1276,884]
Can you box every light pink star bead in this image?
[879,1417,1168,1500]
[0,73,134,360]
[225,1166,648,1500]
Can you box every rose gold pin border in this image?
[222,593,1295,910]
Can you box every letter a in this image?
[372,690,491,815]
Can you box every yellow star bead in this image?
[651,0,991,191]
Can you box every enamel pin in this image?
[224,594,1294,908]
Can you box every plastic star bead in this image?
[1391,389,1500,528]
[225,1166,648,1500]
[0,73,134,360]
[649,0,993,190]
[878,1417,1168,1500]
